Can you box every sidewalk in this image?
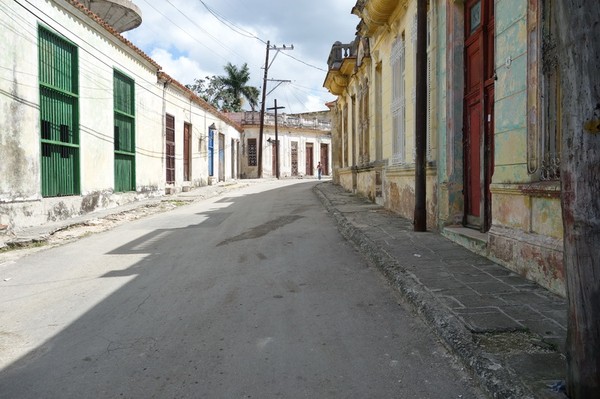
[314,182,567,399]
[0,181,251,251]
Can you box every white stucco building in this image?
[0,0,241,231]
[230,111,332,179]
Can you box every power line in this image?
[281,52,327,72]
[162,0,247,62]
[137,0,230,62]
[198,0,266,43]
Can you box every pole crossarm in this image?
[266,79,291,96]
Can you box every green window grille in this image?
[39,26,80,197]
[113,70,136,192]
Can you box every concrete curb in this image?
[313,183,532,399]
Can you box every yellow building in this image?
[325,0,438,223]
[325,0,565,296]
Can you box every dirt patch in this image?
[474,330,557,354]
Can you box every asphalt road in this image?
[0,180,482,398]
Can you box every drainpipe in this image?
[414,0,427,232]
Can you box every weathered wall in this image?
[161,83,241,188]
[240,124,331,179]
[0,0,241,231]
[489,0,565,295]
[0,2,44,215]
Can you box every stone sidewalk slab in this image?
[314,182,568,399]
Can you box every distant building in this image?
[228,111,332,179]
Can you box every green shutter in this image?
[113,70,136,192]
[38,26,80,197]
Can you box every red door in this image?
[464,0,494,230]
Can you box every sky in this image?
[123,0,359,114]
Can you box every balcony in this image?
[323,40,357,96]
[79,0,142,33]
[238,112,331,131]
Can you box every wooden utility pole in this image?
[267,99,285,179]
[555,1,600,397]
[258,42,293,178]
[414,0,427,231]
[257,41,270,178]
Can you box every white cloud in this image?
[148,49,208,84]
[125,0,358,112]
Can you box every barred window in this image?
[391,33,406,164]
[113,70,136,192]
[248,138,257,166]
[38,26,80,197]
[528,0,561,180]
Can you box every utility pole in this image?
[267,99,285,179]
[257,42,293,178]
[555,1,600,397]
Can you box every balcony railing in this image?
[240,111,331,131]
[327,40,357,70]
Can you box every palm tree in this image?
[219,63,259,112]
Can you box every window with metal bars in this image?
[38,26,80,197]
[247,138,257,166]
[114,70,136,192]
[166,114,175,184]
[208,127,215,176]
[391,32,406,165]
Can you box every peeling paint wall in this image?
[0,3,42,207]
[488,0,565,294]
[325,0,566,295]
[0,0,241,231]
[239,122,331,180]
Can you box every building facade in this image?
[231,111,332,180]
[0,0,241,231]
[324,0,564,295]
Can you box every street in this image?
[0,180,482,398]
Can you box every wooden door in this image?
[306,143,314,176]
[183,123,191,182]
[320,143,329,175]
[464,0,494,230]
[291,141,298,176]
[165,114,175,184]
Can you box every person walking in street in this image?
[317,162,323,180]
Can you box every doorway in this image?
[306,143,314,176]
[183,123,191,182]
[464,0,494,231]
[218,133,225,182]
[291,141,298,176]
[320,143,329,176]
[165,114,175,184]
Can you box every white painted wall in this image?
[0,0,241,230]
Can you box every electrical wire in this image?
[7,0,233,122]
[162,0,247,62]
[137,0,231,63]
[198,0,266,43]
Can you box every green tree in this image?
[187,63,259,112]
